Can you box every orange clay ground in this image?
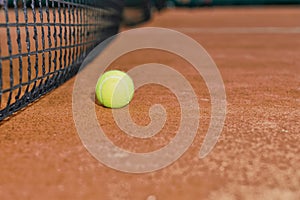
[1,6,300,200]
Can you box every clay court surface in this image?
[1,6,300,199]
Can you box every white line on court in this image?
[172,27,300,34]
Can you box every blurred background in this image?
[123,0,300,26]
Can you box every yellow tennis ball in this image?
[95,70,134,108]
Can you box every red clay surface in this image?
[1,6,300,200]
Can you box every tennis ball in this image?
[95,70,134,108]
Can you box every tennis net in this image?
[0,0,124,121]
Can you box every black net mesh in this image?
[0,0,123,121]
